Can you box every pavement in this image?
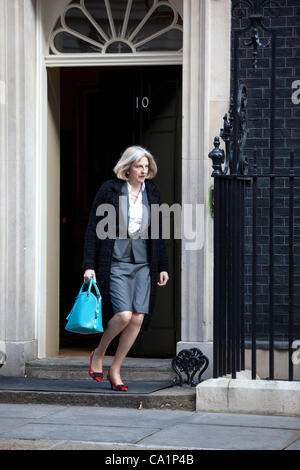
[0,403,300,451]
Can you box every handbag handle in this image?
[80,277,101,298]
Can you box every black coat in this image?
[82,177,169,331]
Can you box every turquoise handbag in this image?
[65,278,103,334]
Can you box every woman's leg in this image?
[91,311,132,372]
[109,313,144,384]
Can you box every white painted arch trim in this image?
[44,51,183,67]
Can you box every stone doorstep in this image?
[0,386,196,411]
[196,378,300,417]
[25,357,177,382]
[2,357,197,411]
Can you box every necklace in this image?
[130,191,140,202]
[128,181,142,201]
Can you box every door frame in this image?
[37,0,222,360]
[38,3,183,357]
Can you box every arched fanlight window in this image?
[49,0,183,54]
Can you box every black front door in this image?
[60,65,182,357]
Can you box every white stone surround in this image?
[180,0,231,369]
[0,0,39,375]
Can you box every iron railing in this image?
[210,0,300,381]
[211,150,300,381]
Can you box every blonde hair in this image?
[113,145,157,180]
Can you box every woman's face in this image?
[128,156,149,185]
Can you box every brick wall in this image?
[230,0,300,345]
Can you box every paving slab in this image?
[0,439,192,451]
[181,411,300,430]
[0,403,66,419]
[2,422,159,444]
[0,403,299,450]
[34,405,194,428]
[0,418,31,434]
[50,441,161,450]
[136,422,297,450]
[0,439,61,450]
[286,438,300,450]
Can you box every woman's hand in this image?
[157,271,169,286]
[83,269,96,284]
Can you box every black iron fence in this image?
[212,172,246,379]
[210,0,300,381]
[212,153,300,381]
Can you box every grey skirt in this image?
[109,260,150,314]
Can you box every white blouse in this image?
[127,181,145,234]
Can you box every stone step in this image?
[0,374,196,411]
[4,358,196,411]
[25,357,177,383]
[0,386,196,410]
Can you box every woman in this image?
[82,145,169,391]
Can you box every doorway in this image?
[59,65,182,357]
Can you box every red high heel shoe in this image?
[89,350,103,383]
[107,369,128,391]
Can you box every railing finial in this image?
[208,136,225,177]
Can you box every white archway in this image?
[43,0,183,67]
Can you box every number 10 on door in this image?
[136,97,149,109]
